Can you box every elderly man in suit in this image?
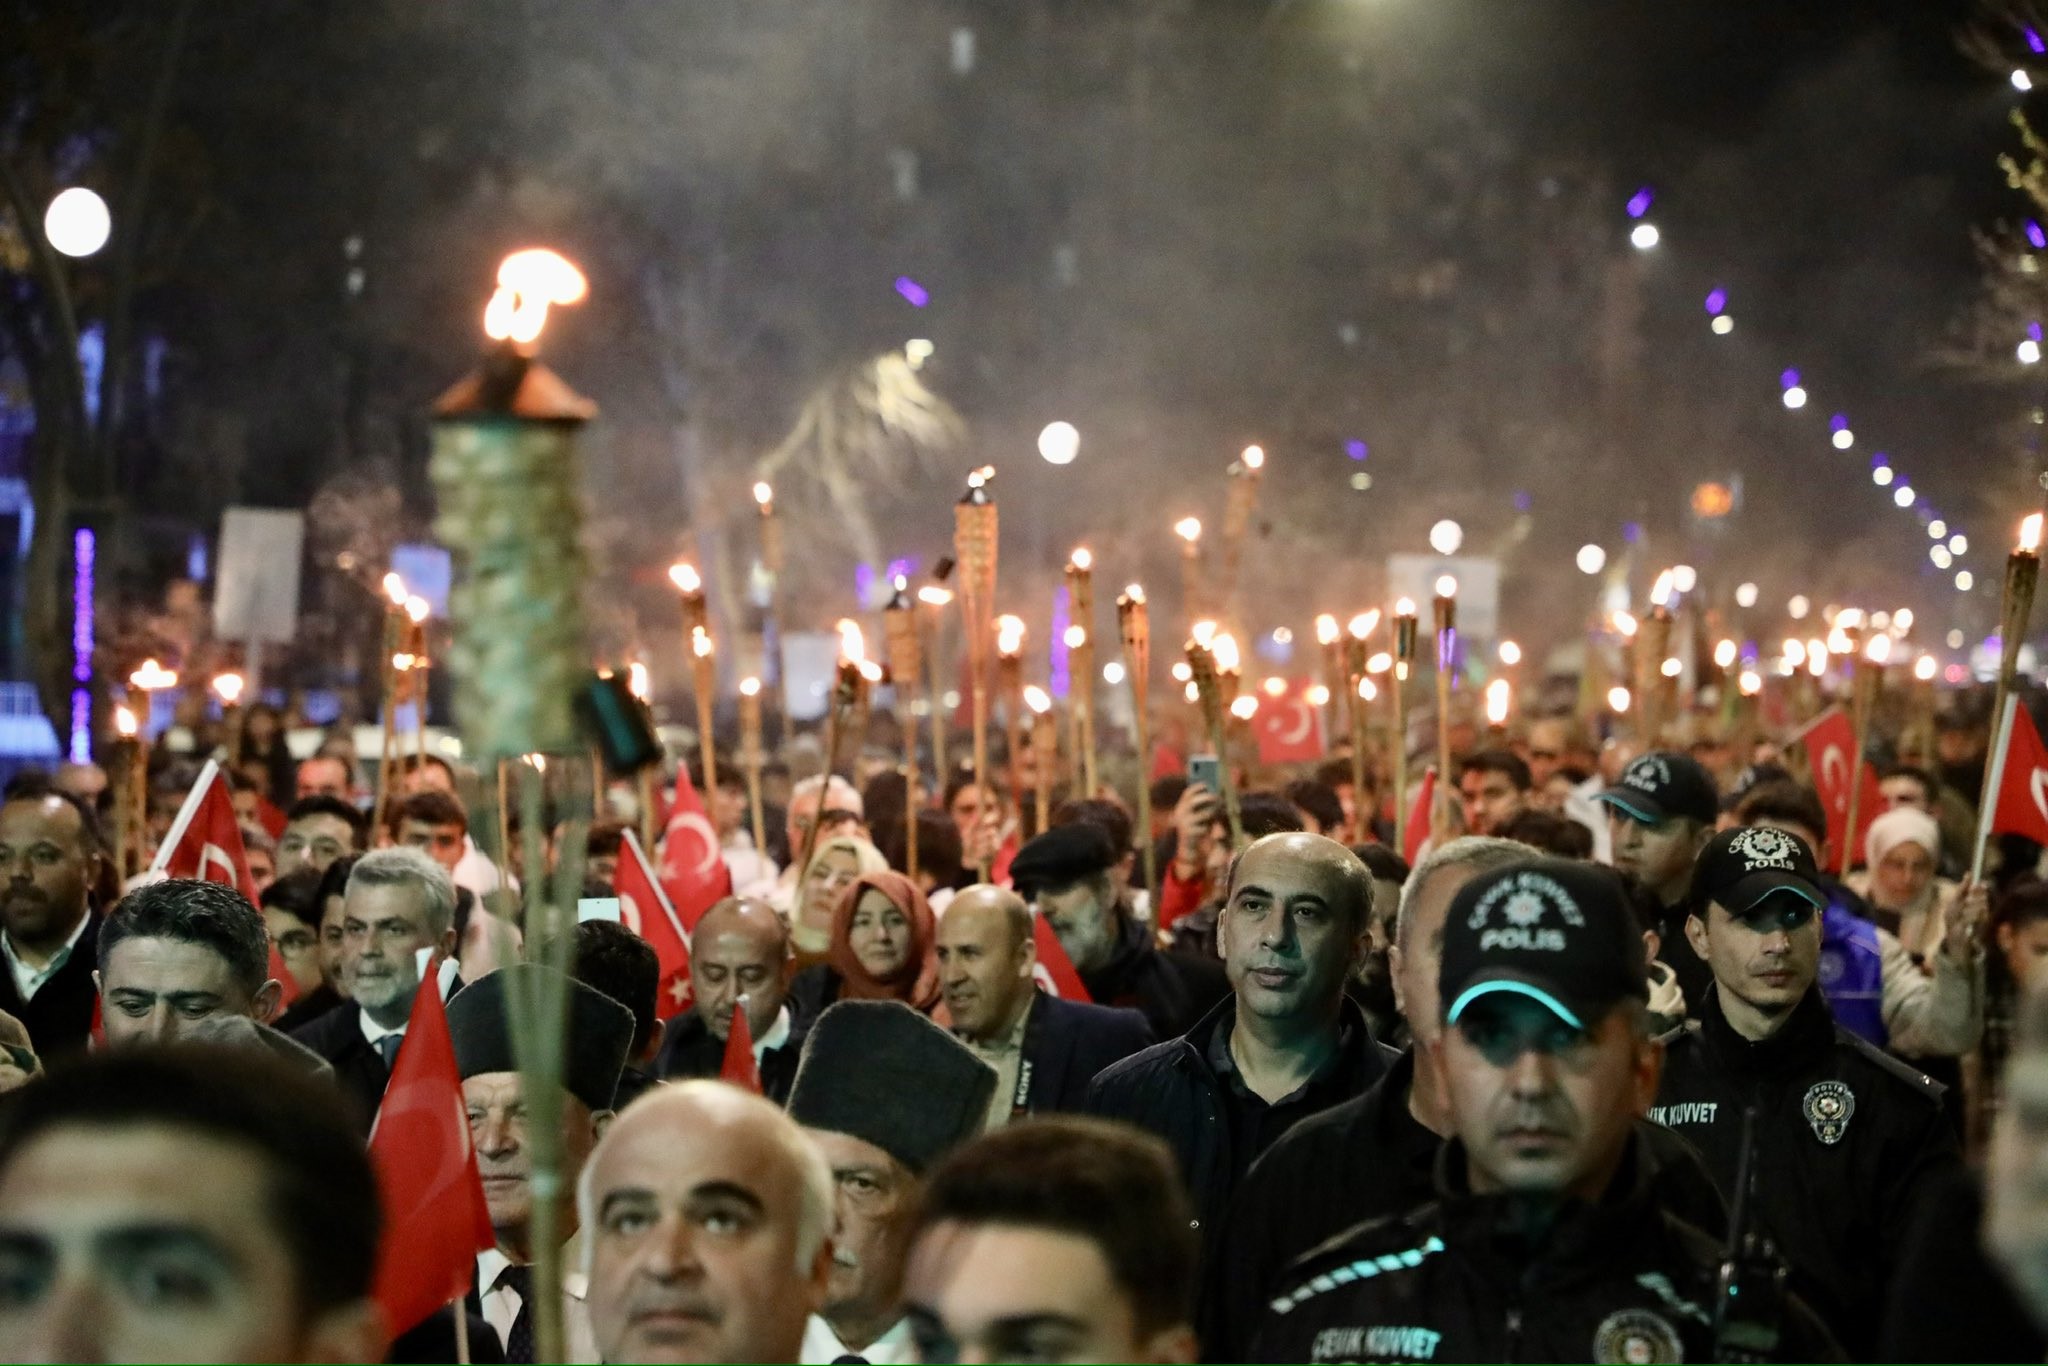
[936,886,1153,1128]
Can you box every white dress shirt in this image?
[754,1005,791,1060]
[2,911,89,1003]
[475,1248,599,1364]
[801,1314,918,1365]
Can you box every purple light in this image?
[1829,413,1848,432]
[2031,321,2044,342]
[1871,451,1889,467]
[1513,490,1533,512]
[1703,288,1727,315]
[68,691,90,765]
[1345,439,1369,462]
[2029,25,2046,54]
[894,276,930,308]
[2029,220,2046,249]
[1625,187,1655,219]
[70,528,94,763]
[1050,588,1072,699]
[1622,521,1643,545]
[854,561,876,607]
[1780,368,1800,390]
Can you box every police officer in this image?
[1251,858,1839,1364]
[1654,826,1960,1360]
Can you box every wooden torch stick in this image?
[1393,600,1418,855]
[1974,514,2044,880]
[885,580,923,882]
[1118,585,1156,896]
[1431,578,1457,843]
[956,470,999,881]
[739,677,768,858]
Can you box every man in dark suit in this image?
[0,786,105,1059]
[291,847,458,1132]
[653,897,809,1103]
[937,885,1153,1126]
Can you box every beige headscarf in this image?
[792,835,888,955]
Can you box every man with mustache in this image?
[581,1081,834,1365]
[1653,825,1960,1359]
[786,1000,997,1363]
[1253,858,1839,1363]
[289,847,458,1131]
[1086,832,1389,1243]
[654,897,809,1103]
[0,786,105,1058]
[449,965,636,1364]
[937,886,1152,1128]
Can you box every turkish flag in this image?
[1030,910,1093,1002]
[1403,767,1436,866]
[616,830,696,1021]
[366,967,495,1339]
[1255,677,1326,766]
[657,766,734,935]
[1988,697,2048,846]
[1799,710,1883,868]
[150,759,297,1010]
[719,1002,762,1094]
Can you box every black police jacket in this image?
[1199,1049,1729,1363]
[1651,985,1960,1359]
[1249,1136,1842,1365]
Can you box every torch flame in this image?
[1713,639,1737,670]
[212,673,244,705]
[1827,628,1852,656]
[1241,445,1265,471]
[1608,686,1632,714]
[1212,634,1241,673]
[1485,678,1511,726]
[1261,676,1287,698]
[669,562,702,595]
[1357,676,1379,702]
[692,627,715,659]
[627,661,650,700]
[1661,657,1682,679]
[1175,517,1202,544]
[1190,620,1218,649]
[858,660,884,683]
[1894,607,1915,634]
[1865,634,1893,665]
[1740,670,1763,696]
[1395,597,1417,618]
[382,572,408,607]
[1230,695,1259,721]
[996,615,1027,656]
[393,652,416,672]
[1122,583,1146,605]
[1023,686,1052,715]
[1315,614,1340,646]
[753,481,774,510]
[1914,654,1937,682]
[1366,651,1392,675]
[1807,646,1828,678]
[1064,625,1088,650]
[1651,570,1676,607]
[1434,575,1458,599]
[1784,638,1807,666]
[1498,640,1522,667]
[1184,681,1202,704]
[482,249,588,346]
[2024,513,2045,553]
[405,596,430,625]
[1170,661,1193,683]
[1348,610,1381,640]
[1306,683,1331,706]
[740,676,762,697]
[114,706,138,738]
[128,659,177,691]
[1069,547,1093,572]
[836,619,865,664]
[918,586,954,607]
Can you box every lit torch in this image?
[955,468,1000,871]
[1345,611,1380,837]
[212,672,245,770]
[1392,597,1419,854]
[1975,513,2045,877]
[1184,630,1244,849]
[884,577,923,881]
[1025,685,1056,836]
[996,614,1027,818]
[1220,445,1265,612]
[738,677,768,858]
[669,562,719,796]
[1431,576,1458,843]
[1176,516,1204,619]
[1117,583,1156,893]
[1065,547,1098,796]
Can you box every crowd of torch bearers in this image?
[85,243,2048,1363]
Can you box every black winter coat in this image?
[1200,1049,1731,1363]
[289,1000,393,1136]
[1084,995,1388,1239]
[1249,1137,1842,1365]
[652,1007,808,1105]
[1077,912,1228,1042]
[1652,985,1960,1359]
[999,991,1153,1119]
[0,912,100,1059]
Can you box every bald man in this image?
[937,888,1153,1129]
[1086,832,1389,1242]
[653,897,807,1103]
[581,1081,834,1364]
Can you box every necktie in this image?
[376,1032,403,1071]
[497,1263,535,1364]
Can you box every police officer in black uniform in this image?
[1653,826,1960,1360]
[1251,858,1839,1364]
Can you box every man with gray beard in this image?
[289,847,458,1132]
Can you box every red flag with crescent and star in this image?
[1988,697,2048,846]
[719,1002,763,1094]
[1798,709,1884,869]
[366,966,495,1339]
[616,829,697,1021]
[657,765,734,935]
[150,759,297,1011]
[1255,676,1326,766]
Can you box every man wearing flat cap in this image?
[1653,826,1959,1359]
[1254,857,1840,1364]
[448,964,636,1364]
[786,999,997,1364]
[1010,822,1226,1041]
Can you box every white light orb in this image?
[2021,339,2042,365]
[1872,466,1893,487]
[1948,629,1966,649]
[1735,582,1759,608]
[2017,69,2036,92]
[1576,544,1607,575]
[1629,223,1660,250]
[1928,520,1947,540]
[1949,534,1968,555]
[1957,570,1976,592]
[1788,595,1811,620]
[1894,485,1915,508]
[43,187,111,258]
[1428,519,1463,555]
[1102,661,1126,686]
[1931,546,1952,570]
[1036,421,1080,466]
[1672,564,1698,594]
[1783,386,1808,409]
[1711,314,1734,335]
[1831,429,1854,450]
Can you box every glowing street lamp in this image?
[44,187,111,258]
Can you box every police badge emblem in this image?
[1593,1307,1685,1364]
[1802,1080,1855,1145]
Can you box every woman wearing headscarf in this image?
[1851,806,1956,959]
[789,834,889,960]
[789,869,942,1021]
